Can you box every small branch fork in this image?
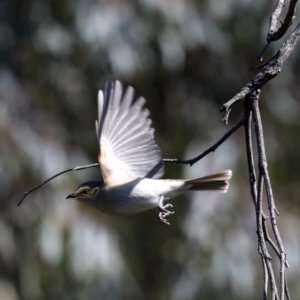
[257,0,298,61]
[221,21,300,125]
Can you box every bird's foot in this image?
[158,196,174,225]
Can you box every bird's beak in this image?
[66,193,76,199]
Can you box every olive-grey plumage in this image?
[67,81,232,224]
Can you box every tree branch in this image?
[257,0,298,61]
[221,21,300,124]
[220,20,300,299]
[245,108,271,299]
[251,95,287,299]
[244,99,278,299]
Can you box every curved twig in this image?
[164,118,245,166]
[17,163,100,206]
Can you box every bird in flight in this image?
[66,81,232,225]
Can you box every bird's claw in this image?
[158,197,174,225]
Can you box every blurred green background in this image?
[1,0,300,299]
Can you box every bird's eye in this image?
[82,189,88,195]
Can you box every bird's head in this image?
[66,181,104,203]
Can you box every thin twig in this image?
[17,163,100,206]
[261,255,269,300]
[164,117,245,166]
[244,108,257,207]
[220,88,249,124]
[258,39,272,62]
[285,275,291,300]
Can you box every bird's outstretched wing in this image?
[96,80,164,182]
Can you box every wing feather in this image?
[111,121,152,152]
[96,80,164,181]
[104,93,148,144]
[107,107,150,146]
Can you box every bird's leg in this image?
[158,195,174,225]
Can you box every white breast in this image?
[94,178,189,215]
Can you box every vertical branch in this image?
[244,108,268,299]
[280,253,286,300]
[251,92,287,300]
[244,109,257,207]
[257,173,270,300]
[258,173,278,300]
[244,104,278,299]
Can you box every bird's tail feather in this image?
[185,170,232,193]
